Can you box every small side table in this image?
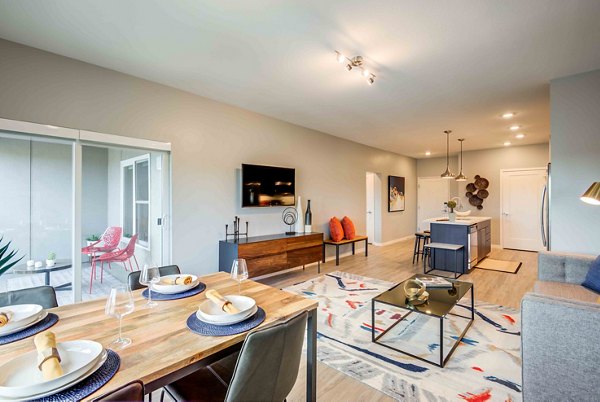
[424,243,464,279]
[11,260,72,291]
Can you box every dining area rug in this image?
[284,272,522,401]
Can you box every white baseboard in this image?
[372,235,415,247]
[492,244,502,249]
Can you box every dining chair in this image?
[91,380,144,401]
[90,235,139,293]
[81,227,123,260]
[0,285,58,309]
[127,265,181,291]
[164,311,308,402]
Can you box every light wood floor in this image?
[260,237,538,402]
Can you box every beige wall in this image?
[550,69,600,254]
[0,39,417,275]
[417,144,550,244]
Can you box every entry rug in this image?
[284,272,522,401]
[475,258,522,274]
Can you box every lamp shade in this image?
[580,182,600,205]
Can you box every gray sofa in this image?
[521,251,600,401]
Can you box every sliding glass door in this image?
[0,126,171,305]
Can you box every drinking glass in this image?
[231,258,249,294]
[104,285,135,350]
[140,264,161,308]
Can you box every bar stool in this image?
[412,232,431,264]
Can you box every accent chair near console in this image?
[521,251,600,401]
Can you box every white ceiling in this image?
[0,1,599,158]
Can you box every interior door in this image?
[366,172,375,243]
[417,177,450,232]
[501,168,547,251]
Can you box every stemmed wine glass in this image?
[140,264,161,308]
[104,285,135,350]
[231,258,248,294]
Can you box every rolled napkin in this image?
[34,331,63,381]
[160,275,193,286]
[205,289,240,314]
[0,311,11,327]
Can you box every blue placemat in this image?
[0,313,59,345]
[142,282,206,300]
[31,349,120,402]
[187,307,266,336]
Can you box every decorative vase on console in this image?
[295,196,305,233]
[305,200,312,233]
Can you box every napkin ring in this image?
[37,347,61,370]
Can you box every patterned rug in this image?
[284,272,522,401]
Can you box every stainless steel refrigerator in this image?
[541,163,551,251]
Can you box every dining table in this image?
[0,272,319,401]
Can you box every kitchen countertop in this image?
[422,216,492,229]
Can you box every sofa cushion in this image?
[341,216,356,240]
[582,255,600,294]
[533,281,600,304]
[329,217,344,242]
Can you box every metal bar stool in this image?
[412,232,431,264]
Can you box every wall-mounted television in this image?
[242,164,295,207]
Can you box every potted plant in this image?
[0,236,24,278]
[86,234,100,247]
[447,200,457,222]
[46,252,56,267]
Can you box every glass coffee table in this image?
[371,274,474,367]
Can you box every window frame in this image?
[120,154,151,250]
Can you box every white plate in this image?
[0,311,48,337]
[152,274,199,294]
[0,340,104,399]
[0,304,43,335]
[197,295,257,323]
[0,350,107,402]
[197,305,258,326]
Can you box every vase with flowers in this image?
[447,200,457,222]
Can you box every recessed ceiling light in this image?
[425,151,431,156]
[504,141,512,146]
[502,112,516,119]
[515,133,525,139]
[509,125,520,131]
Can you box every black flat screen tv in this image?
[242,164,295,207]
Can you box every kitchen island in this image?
[423,216,492,275]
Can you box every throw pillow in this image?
[582,255,600,294]
[329,217,344,242]
[341,216,356,240]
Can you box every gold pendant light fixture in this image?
[581,182,600,205]
[441,130,455,179]
[455,138,467,182]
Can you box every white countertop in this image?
[422,216,492,230]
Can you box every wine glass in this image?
[140,264,161,308]
[231,259,248,294]
[104,285,135,350]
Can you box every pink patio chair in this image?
[81,227,122,259]
[89,234,140,293]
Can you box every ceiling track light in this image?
[335,51,376,85]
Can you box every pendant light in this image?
[455,138,467,182]
[440,130,455,179]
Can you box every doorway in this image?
[366,172,381,244]
[417,177,450,232]
[501,168,547,251]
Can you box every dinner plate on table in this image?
[0,340,104,399]
[0,304,44,336]
[152,274,200,294]
[197,305,258,326]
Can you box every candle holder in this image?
[225,216,249,241]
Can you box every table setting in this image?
[0,304,59,345]
[140,265,206,303]
[0,331,120,401]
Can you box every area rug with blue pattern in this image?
[284,271,521,401]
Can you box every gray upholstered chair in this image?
[127,265,181,291]
[165,311,308,402]
[0,285,58,309]
[92,380,144,401]
[521,251,600,401]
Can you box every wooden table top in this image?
[0,272,318,400]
